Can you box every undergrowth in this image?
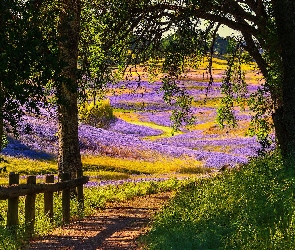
[143,151,295,249]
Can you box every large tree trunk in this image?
[0,84,4,152]
[272,0,295,160]
[57,0,82,177]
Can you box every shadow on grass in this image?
[2,137,55,161]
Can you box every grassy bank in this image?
[143,151,295,249]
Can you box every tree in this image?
[1,0,83,176]
[97,0,295,163]
[56,0,82,176]
[0,1,52,152]
[271,0,295,160]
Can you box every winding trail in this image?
[28,192,173,250]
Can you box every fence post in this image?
[77,169,84,216]
[62,172,71,224]
[7,172,19,228]
[25,175,36,237]
[44,175,54,221]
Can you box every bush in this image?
[143,152,295,249]
[79,99,115,128]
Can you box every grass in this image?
[113,109,182,139]
[0,154,209,185]
[124,57,262,86]
[0,176,196,250]
[0,150,211,249]
[143,151,295,249]
[0,156,57,176]
[82,154,207,175]
[83,177,188,212]
[192,98,222,108]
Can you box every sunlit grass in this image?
[192,98,221,108]
[0,156,57,176]
[203,120,250,137]
[113,109,142,122]
[0,153,209,186]
[81,154,207,175]
[122,57,262,86]
[114,109,182,139]
[188,121,218,131]
[200,145,233,154]
[84,170,130,180]
[106,86,149,96]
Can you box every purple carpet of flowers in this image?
[108,118,162,137]
[3,80,270,168]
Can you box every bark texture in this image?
[57,0,82,176]
[272,0,295,159]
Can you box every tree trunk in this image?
[0,85,3,153]
[57,0,82,176]
[272,0,295,160]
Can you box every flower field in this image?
[0,63,282,250]
[3,75,266,172]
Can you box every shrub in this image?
[79,99,115,128]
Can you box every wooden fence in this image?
[0,171,89,237]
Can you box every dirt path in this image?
[28,192,173,250]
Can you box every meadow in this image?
[0,58,285,249]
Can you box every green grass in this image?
[192,98,222,108]
[0,177,194,250]
[0,156,57,176]
[143,151,295,249]
[83,177,187,212]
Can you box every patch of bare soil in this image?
[28,192,173,250]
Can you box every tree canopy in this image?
[3,0,295,173]
[0,1,56,150]
[94,0,295,162]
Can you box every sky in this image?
[218,25,239,38]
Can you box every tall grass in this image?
[143,151,295,249]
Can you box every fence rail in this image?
[0,175,88,199]
[2,172,89,237]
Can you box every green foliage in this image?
[1,134,8,150]
[216,40,248,128]
[247,87,274,150]
[78,0,113,101]
[161,77,195,132]
[78,99,115,128]
[144,152,295,249]
[0,1,57,134]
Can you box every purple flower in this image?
[3,80,273,169]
